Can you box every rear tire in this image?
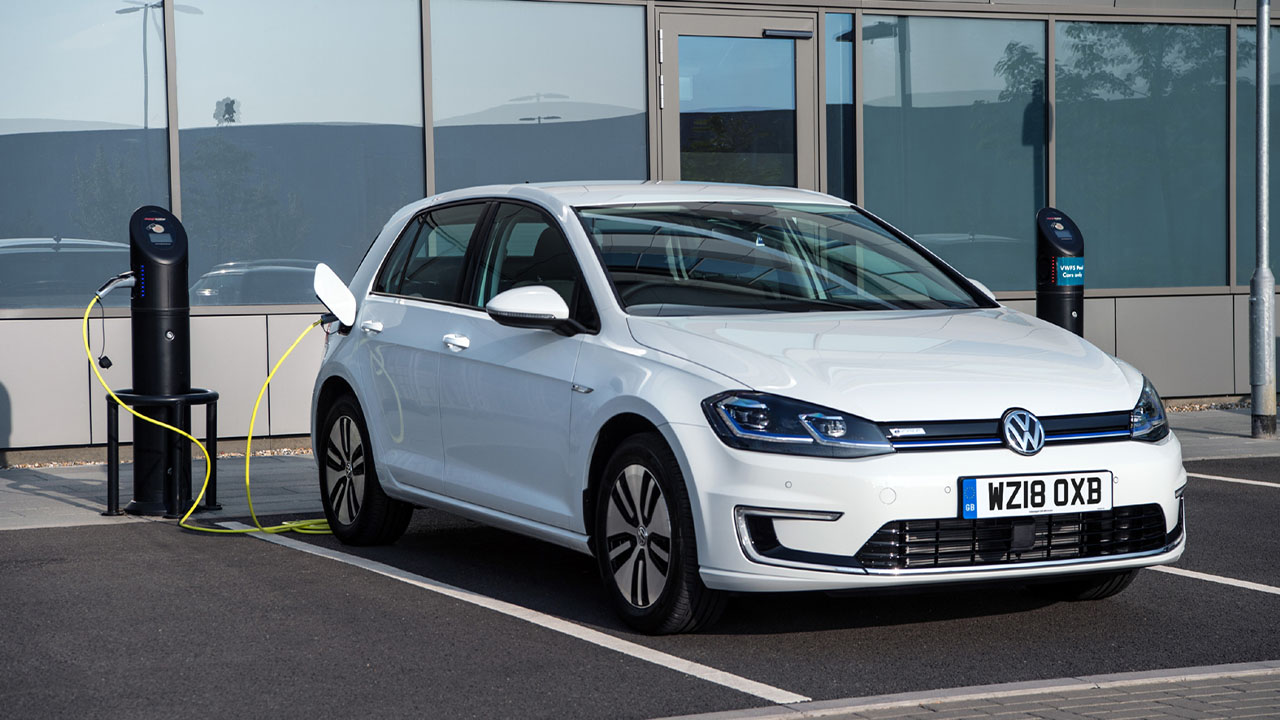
[593,433,726,634]
[318,394,412,545]
[1033,569,1140,601]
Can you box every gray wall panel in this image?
[189,316,267,439]
[0,319,92,448]
[88,318,135,445]
[1116,0,1235,8]
[1084,297,1117,356]
[1002,299,1036,315]
[1116,295,1234,397]
[265,315,325,437]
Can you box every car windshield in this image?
[576,202,985,316]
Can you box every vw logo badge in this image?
[1002,409,1045,455]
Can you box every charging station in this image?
[1035,207,1084,336]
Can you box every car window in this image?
[578,202,983,314]
[474,204,583,308]
[374,203,486,302]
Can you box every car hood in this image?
[627,308,1142,422]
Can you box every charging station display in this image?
[1035,207,1084,336]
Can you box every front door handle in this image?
[360,320,383,334]
[442,333,470,352]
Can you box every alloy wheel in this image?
[604,464,673,608]
[325,414,366,525]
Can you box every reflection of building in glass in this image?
[0,0,1273,451]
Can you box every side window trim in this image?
[369,200,493,306]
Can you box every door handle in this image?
[442,333,470,352]
[360,320,383,334]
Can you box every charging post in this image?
[1035,207,1085,336]
[109,206,220,517]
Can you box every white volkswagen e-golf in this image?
[311,182,1185,634]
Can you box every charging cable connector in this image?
[96,271,136,300]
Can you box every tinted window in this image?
[475,204,583,308]
[579,202,982,315]
[375,203,486,302]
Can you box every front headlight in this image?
[702,391,894,458]
[1130,377,1169,442]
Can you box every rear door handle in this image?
[360,320,383,334]
[442,333,470,352]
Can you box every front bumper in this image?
[667,422,1186,593]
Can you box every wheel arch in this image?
[583,412,664,547]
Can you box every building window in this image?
[1236,25,1280,285]
[0,1,169,309]
[430,0,647,193]
[1056,22,1228,289]
[176,0,425,306]
[861,15,1047,292]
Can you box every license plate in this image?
[960,472,1113,519]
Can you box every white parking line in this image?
[1153,566,1280,596]
[221,522,810,705]
[1187,471,1280,488]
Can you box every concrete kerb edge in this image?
[653,660,1280,720]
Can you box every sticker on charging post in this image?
[1056,257,1084,286]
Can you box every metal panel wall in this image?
[1116,295,1236,396]
[265,315,326,437]
[0,319,92,448]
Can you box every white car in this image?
[310,182,1185,634]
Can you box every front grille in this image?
[855,504,1169,570]
[882,411,1132,452]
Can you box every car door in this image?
[438,202,596,528]
[354,201,489,494]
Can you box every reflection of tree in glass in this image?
[996,23,1228,288]
[181,134,306,263]
[682,113,792,186]
[994,42,1044,102]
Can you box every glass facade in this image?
[0,1,1266,312]
[430,0,647,193]
[1236,26,1280,284]
[0,1,169,309]
[860,15,1047,291]
[1056,22,1228,289]
[176,0,424,306]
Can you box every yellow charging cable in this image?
[83,294,330,534]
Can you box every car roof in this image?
[429,181,843,211]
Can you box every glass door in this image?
[658,12,817,189]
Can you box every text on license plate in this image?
[961,472,1113,519]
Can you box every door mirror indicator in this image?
[486,285,582,335]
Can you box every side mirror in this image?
[486,285,575,334]
[314,262,356,327]
[967,277,998,304]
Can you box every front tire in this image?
[593,433,725,634]
[318,394,412,545]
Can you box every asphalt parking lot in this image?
[3,425,1279,718]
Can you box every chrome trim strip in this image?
[1047,430,1132,441]
[891,438,1003,448]
[733,506,858,575]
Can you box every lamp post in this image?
[1252,0,1276,438]
[115,0,203,131]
